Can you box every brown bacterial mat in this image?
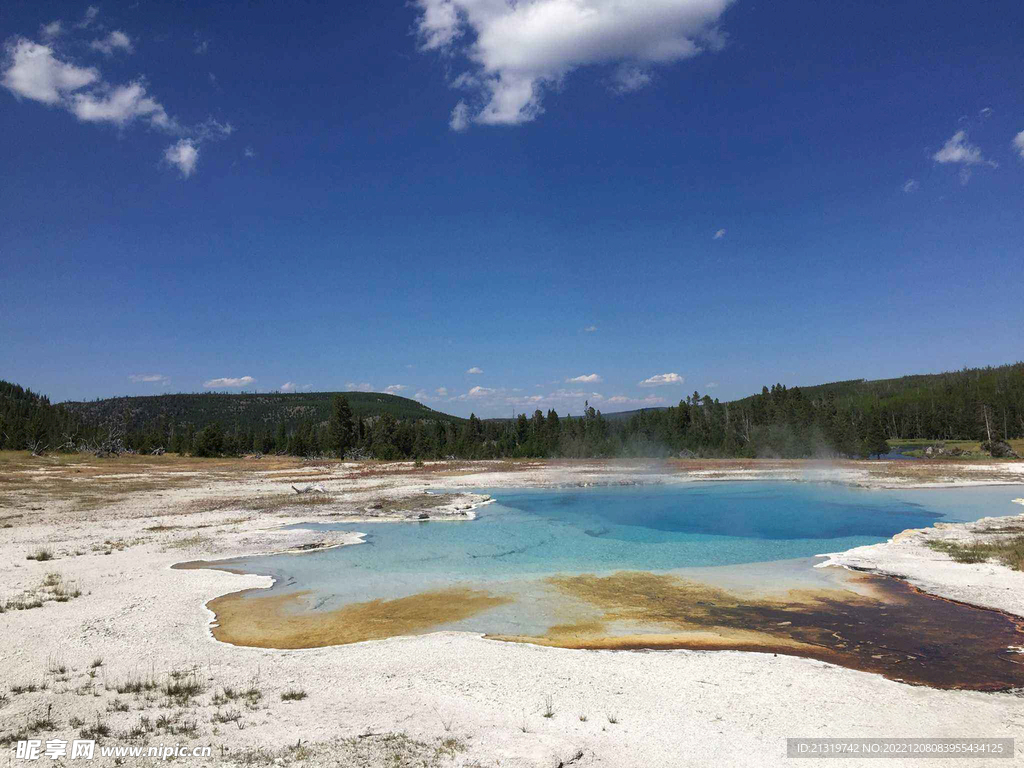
[207,587,511,649]
[492,571,1024,691]
[198,567,1024,690]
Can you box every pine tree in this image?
[865,416,889,459]
[328,395,354,457]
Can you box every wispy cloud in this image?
[713,228,726,239]
[129,373,168,384]
[610,65,652,94]
[90,31,134,56]
[583,325,598,333]
[1014,130,1024,161]
[466,366,483,375]
[567,373,603,384]
[40,21,63,40]
[384,384,408,394]
[902,179,919,193]
[436,387,448,397]
[346,381,374,392]
[414,0,731,129]
[638,372,684,387]
[204,376,255,388]
[76,6,99,30]
[450,100,471,132]
[932,130,994,168]
[705,381,719,389]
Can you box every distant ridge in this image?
[61,391,465,432]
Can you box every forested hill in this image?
[731,363,1024,440]
[61,392,463,433]
[2,361,1022,459]
[0,381,81,453]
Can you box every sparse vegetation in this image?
[79,713,111,740]
[111,672,159,695]
[27,547,54,561]
[280,688,307,701]
[107,698,129,712]
[10,681,47,695]
[212,708,242,724]
[1,572,82,612]
[28,705,57,730]
[928,536,1024,571]
[163,669,206,702]
[543,695,555,718]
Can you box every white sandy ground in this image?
[816,502,1024,617]
[2,459,1024,767]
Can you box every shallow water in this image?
[218,482,1019,601]
[200,482,1024,688]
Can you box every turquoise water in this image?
[214,483,1024,625]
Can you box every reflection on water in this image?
[189,482,1024,690]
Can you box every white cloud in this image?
[466,366,483,374]
[567,373,603,383]
[71,81,174,129]
[932,130,987,166]
[1013,131,1024,161]
[705,381,718,389]
[414,0,732,128]
[41,21,64,40]
[606,394,666,407]
[244,145,255,158]
[204,376,255,388]
[129,373,168,384]
[902,179,919,193]
[1,39,99,105]
[436,387,449,397]
[610,65,652,94]
[164,139,199,178]
[280,382,297,393]
[449,383,612,414]
[2,34,232,177]
[346,381,374,392]
[195,40,210,55]
[638,372,684,387]
[583,325,598,332]
[713,228,726,239]
[90,31,134,56]
[3,38,176,130]
[384,384,408,394]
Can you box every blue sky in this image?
[2,0,1022,417]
